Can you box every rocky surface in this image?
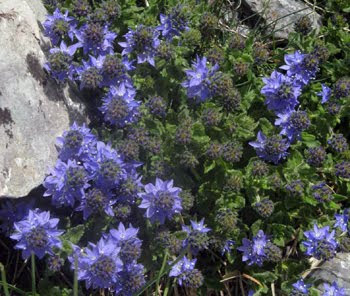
[0,0,88,198]
[242,0,322,39]
[311,253,350,293]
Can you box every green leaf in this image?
[328,201,340,210]
[301,132,321,147]
[333,194,348,202]
[204,161,216,174]
[251,271,278,283]
[61,225,85,253]
[192,122,210,145]
[251,219,263,236]
[302,195,318,206]
[269,224,295,247]
[284,150,310,178]
[259,118,273,135]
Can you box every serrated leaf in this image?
[62,224,85,245]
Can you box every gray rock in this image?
[311,253,350,293]
[243,0,322,39]
[0,0,88,198]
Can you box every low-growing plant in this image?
[1,0,350,295]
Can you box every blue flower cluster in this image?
[42,5,193,127]
[7,2,346,295]
[323,281,346,296]
[39,122,186,293]
[292,279,311,295]
[250,50,321,164]
[10,209,64,260]
[119,25,160,66]
[182,55,220,102]
[237,230,268,266]
[70,222,145,294]
[334,209,349,232]
[182,218,211,254]
[138,178,182,224]
[99,84,140,127]
[302,224,338,260]
[169,256,203,288]
[44,123,140,218]
[291,279,346,296]
[42,8,139,127]
[43,8,76,46]
[158,5,189,41]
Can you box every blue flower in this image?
[71,238,122,289]
[44,159,90,208]
[334,77,350,99]
[323,282,345,296]
[84,141,127,190]
[119,25,160,66]
[75,55,104,89]
[101,54,135,87]
[248,290,255,296]
[280,51,305,75]
[261,70,301,113]
[118,173,143,204]
[275,110,310,142]
[169,256,196,286]
[334,209,349,232]
[249,131,290,164]
[146,96,167,117]
[305,146,326,167]
[56,122,97,162]
[99,84,140,127]
[108,223,142,263]
[44,41,81,81]
[0,199,34,235]
[43,8,76,45]
[158,5,189,41]
[237,230,268,266]
[280,51,319,86]
[335,161,350,179]
[292,279,311,294]
[182,218,211,234]
[116,262,146,295]
[138,178,182,224]
[182,218,211,254]
[10,209,63,259]
[328,134,349,153]
[221,239,235,255]
[75,188,116,220]
[75,22,116,56]
[303,224,338,260]
[182,55,219,102]
[312,182,333,203]
[317,84,332,104]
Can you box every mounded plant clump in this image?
[1,0,350,295]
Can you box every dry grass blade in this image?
[242,273,263,287]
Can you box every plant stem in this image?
[163,277,171,296]
[0,262,10,296]
[156,251,169,296]
[73,255,78,296]
[31,253,36,296]
[135,247,188,296]
[0,281,26,295]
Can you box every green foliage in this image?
[5,0,350,295]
